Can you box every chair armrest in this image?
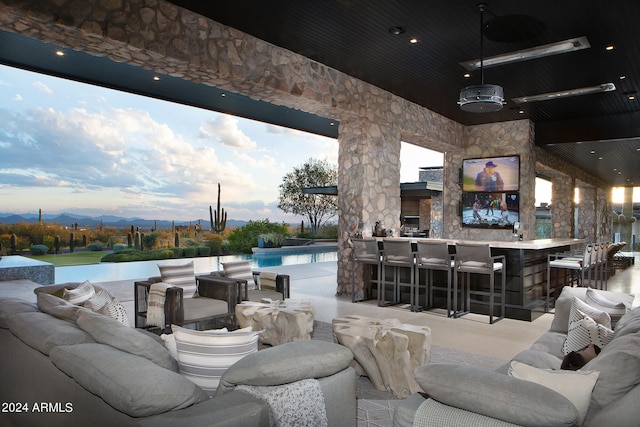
[196,276,239,313]
[414,364,578,426]
[276,275,290,299]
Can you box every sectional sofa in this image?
[0,283,356,427]
[395,286,640,427]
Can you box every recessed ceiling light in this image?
[463,73,471,78]
[460,36,590,71]
[389,26,405,35]
[221,93,226,97]
[590,150,596,154]
[605,45,615,51]
[619,75,626,80]
[409,37,418,44]
[55,50,64,56]
[598,157,603,160]
[152,76,160,81]
[518,110,524,114]
[512,82,616,103]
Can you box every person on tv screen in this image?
[475,161,504,192]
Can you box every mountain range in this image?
[0,212,247,231]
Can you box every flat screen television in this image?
[462,155,520,192]
[461,192,519,229]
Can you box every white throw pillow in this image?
[62,280,95,305]
[509,361,600,425]
[158,262,198,298]
[585,288,628,328]
[171,325,260,396]
[563,312,614,355]
[84,288,130,326]
[569,297,612,329]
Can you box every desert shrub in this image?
[168,247,183,258]
[203,234,224,255]
[30,244,49,255]
[227,219,289,254]
[183,247,197,257]
[141,233,159,250]
[113,243,126,252]
[197,246,211,257]
[88,242,104,251]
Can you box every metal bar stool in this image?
[453,243,506,324]
[415,240,455,315]
[351,238,382,303]
[380,239,415,307]
[547,243,594,311]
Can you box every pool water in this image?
[55,247,338,283]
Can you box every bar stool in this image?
[351,238,382,303]
[414,240,455,315]
[453,243,506,324]
[547,243,594,311]
[380,239,414,307]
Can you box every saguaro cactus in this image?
[127,233,133,248]
[210,183,228,234]
[10,234,17,255]
[69,232,75,253]
[134,231,141,250]
[174,231,180,248]
[54,235,61,254]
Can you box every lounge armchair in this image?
[216,261,291,302]
[134,261,240,331]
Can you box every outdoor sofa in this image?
[394,286,640,427]
[0,282,356,427]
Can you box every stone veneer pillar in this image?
[336,118,401,296]
[551,176,575,238]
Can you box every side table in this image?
[332,315,431,398]
[235,299,316,346]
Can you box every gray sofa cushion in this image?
[587,383,640,427]
[76,309,177,372]
[6,311,94,355]
[529,330,566,359]
[50,343,208,417]
[414,364,578,426]
[582,332,640,424]
[37,292,90,323]
[0,298,38,329]
[614,306,640,339]
[218,340,353,394]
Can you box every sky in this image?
[0,64,443,223]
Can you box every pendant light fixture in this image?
[458,3,504,113]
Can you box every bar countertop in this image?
[374,237,585,250]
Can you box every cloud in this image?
[198,115,256,149]
[33,81,54,96]
[13,94,23,101]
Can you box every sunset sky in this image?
[0,64,444,223]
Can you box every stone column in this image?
[551,176,574,238]
[619,187,634,250]
[336,118,401,296]
[576,183,596,241]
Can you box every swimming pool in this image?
[55,247,338,283]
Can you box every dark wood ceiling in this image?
[1,0,638,187]
[166,0,640,187]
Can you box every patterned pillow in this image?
[563,313,614,355]
[171,325,260,396]
[158,262,197,298]
[62,280,95,305]
[569,297,611,329]
[84,288,130,326]
[222,261,255,288]
[585,288,628,328]
[509,361,600,425]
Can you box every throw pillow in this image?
[569,297,612,329]
[585,288,628,328]
[508,360,600,425]
[62,280,95,305]
[83,288,130,326]
[563,313,614,355]
[158,262,197,298]
[222,261,255,288]
[171,325,260,396]
[160,327,229,361]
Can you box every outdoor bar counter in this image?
[372,237,585,321]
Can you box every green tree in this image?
[226,219,289,254]
[277,158,338,234]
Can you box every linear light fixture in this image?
[460,36,590,71]
[512,83,616,104]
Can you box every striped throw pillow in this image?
[222,261,255,288]
[172,325,260,396]
[62,280,96,305]
[563,311,614,355]
[569,297,612,329]
[159,262,197,298]
[585,288,628,328]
